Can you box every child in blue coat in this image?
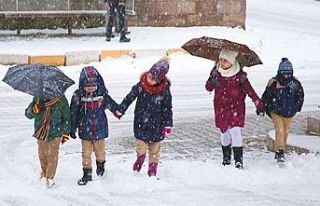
[261,58,304,162]
[117,58,173,176]
[70,66,119,185]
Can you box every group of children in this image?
[25,57,172,188]
[25,50,304,188]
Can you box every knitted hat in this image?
[278,58,293,75]
[82,66,98,87]
[219,49,239,64]
[149,57,170,82]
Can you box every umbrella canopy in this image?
[182,36,262,67]
[2,64,75,98]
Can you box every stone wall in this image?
[0,0,246,30]
[129,0,246,28]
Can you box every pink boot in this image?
[148,163,158,177]
[133,154,146,172]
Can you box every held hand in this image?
[256,109,265,116]
[255,101,265,116]
[61,134,69,144]
[162,127,172,136]
[33,103,41,114]
[113,110,123,119]
[70,132,77,139]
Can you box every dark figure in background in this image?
[105,0,131,42]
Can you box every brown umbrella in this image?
[181,36,262,67]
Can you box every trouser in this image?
[37,137,61,179]
[81,139,106,169]
[136,139,161,163]
[220,127,242,147]
[271,112,293,151]
[106,0,126,37]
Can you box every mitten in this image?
[256,109,265,116]
[33,103,41,114]
[162,127,172,136]
[255,101,265,116]
[210,69,220,87]
[113,110,123,119]
[70,132,77,139]
[61,134,69,144]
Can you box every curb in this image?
[0,48,187,66]
[265,130,320,154]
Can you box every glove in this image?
[70,132,77,139]
[255,100,265,116]
[33,103,41,114]
[113,110,123,119]
[162,127,172,136]
[210,69,220,87]
[256,109,265,116]
[61,134,69,144]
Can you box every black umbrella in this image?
[182,36,262,67]
[2,64,75,98]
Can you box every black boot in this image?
[96,160,105,177]
[119,35,131,43]
[275,150,285,163]
[233,147,243,169]
[222,145,231,166]
[78,168,92,186]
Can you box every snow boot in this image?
[148,162,158,177]
[119,35,131,43]
[96,160,106,177]
[275,150,285,163]
[78,168,92,186]
[46,178,55,188]
[233,147,243,169]
[222,144,231,166]
[133,154,146,172]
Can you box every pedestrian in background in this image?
[116,57,173,177]
[104,0,131,42]
[261,58,304,163]
[25,96,71,188]
[205,49,264,169]
[70,66,120,185]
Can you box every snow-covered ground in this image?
[0,0,320,205]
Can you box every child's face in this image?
[146,72,158,85]
[84,86,97,94]
[219,58,233,70]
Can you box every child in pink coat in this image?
[205,49,264,169]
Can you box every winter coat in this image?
[261,76,304,118]
[205,68,263,133]
[118,73,173,143]
[70,68,118,141]
[25,96,71,142]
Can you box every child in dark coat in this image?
[261,58,304,162]
[70,66,119,185]
[205,49,264,169]
[117,57,173,176]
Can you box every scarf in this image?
[33,97,60,141]
[218,61,241,77]
[140,73,167,95]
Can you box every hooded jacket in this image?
[70,66,118,140]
